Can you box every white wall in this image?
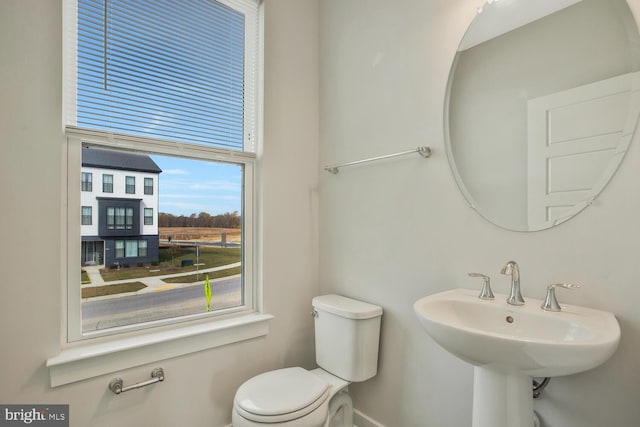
[0,1,319,426]
[320,0,640,426]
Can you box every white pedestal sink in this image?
[414,289,620,427]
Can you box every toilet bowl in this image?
[232,368,351,427]
[231,295,383,427]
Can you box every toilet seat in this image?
[234,367,330,423]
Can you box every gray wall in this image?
[0,1,320,426]
[320,0,640,425]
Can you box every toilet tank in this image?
[312,294,383,382]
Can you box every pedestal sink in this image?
[414,289,620,427]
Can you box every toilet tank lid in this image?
[312,294,383,319]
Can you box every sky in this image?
[151,155,242,217]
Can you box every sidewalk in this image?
[82,262,241,291]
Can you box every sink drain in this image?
[505,315,514,323]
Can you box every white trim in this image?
[55,0,266,390]
[65,126,257,163]
[62,0,77,126]
[53,134,268,386]
[47,313,273,387]
[66,137,82,342]
[65,135,258,341]
[254,0,265,313]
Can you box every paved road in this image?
[82,276,241,332]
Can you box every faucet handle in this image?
[541,283,580,312]
[469,273,494,300]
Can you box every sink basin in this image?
[414,288,620,377]
[414,288,620,427]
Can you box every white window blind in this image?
[65,0,259,152]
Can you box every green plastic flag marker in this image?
[204,275,212,312]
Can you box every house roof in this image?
[82,147,162,174]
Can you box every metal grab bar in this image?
[324,146,431,174]
[109,368,165,395]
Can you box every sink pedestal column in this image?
[472,366,533,427]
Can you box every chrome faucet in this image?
[500,260,524,305]
[541,283,580,311]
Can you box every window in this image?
[68,0,257,151]
[114,207,125,229]
[53,0,265,386]
[114,240,124,258]
[103,174,113,193]
[125,176,135,194]
[126,208,134,230]
[139,240,148,257]
[144,178,153,195]
[125,240,138,257]
[81,206,92,225]
[113,240,148,258]
[106,207,114,229]
[144,208,153,225]
[106,206,134,230]
[81,172,92,191]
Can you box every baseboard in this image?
[354,409,386,427]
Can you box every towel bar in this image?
[109,367,165,395]
[324,146,431,174]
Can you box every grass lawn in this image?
[82,282,147,298]
[99,246,241,282]
[163,266,241,284]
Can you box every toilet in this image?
[232,294,383,427]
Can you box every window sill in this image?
[46,312,273,387]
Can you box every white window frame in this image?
[81,206,92,225]
[144,177,154,195]
[48,0,269,388]
[102,173,113,193]
[144,207,153,225]
[81,172,92,191]
[125,176,135,194]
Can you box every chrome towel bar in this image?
[109,367,165,395]
[324,146,431,174]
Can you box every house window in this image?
[144,178,153,195]
[114,240,125,258]
[125,240,138,257]
[103,174,113,193]
[139,240,148,257]
[144,208,153,225]
[107,207,134,230]
[106,207,114,229]
[61,0,262,372]
[114,208,125,229]
[81,172,92,191]
[126,208,134,230]
[81,206,92,225]
[125,176,135,194]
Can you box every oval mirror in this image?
[445,0,640,231]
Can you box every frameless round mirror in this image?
[445,0,640,231]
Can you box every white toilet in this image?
[232,294,383,427]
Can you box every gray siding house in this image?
[81,147,162,267]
